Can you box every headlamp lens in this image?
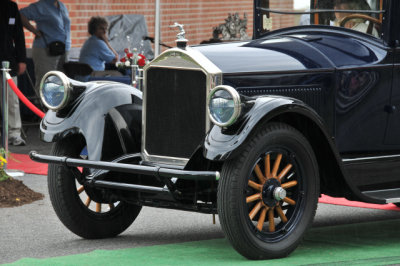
[42,75,65,108]
[40,71,71,110]
[208,85,241,127]
[209,90,235,124]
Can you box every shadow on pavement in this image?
[8,123,52,155]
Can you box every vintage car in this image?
[30,0,399,260]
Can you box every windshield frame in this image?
[253,0,391,44]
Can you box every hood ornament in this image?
[169,22,187,49]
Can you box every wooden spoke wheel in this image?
[218,123,319,260]
[246,151,297,234]
[48,135,141,239]
[76,184,118,214]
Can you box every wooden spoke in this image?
[254,164,265,183]
[248,180,262,191]
[109,203,114,210]
[276,205,288,223]
[85,197,91,207]
[268,208,275,232]
[257,207,268,231]
[77,185,85,194]
[96,203,101,213]
[271,154,282,178]
[281,180,298,189]
[265,154,272,179]
[283,197,296,205]
[247,193,262,203]
[249,201,263,220]
[277,164,293,182]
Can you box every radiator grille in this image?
[145,68,207,159]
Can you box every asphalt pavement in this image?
[7,122,52,156]
[2,124,400,264]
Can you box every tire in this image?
[218,122,319,259]
[48,135,142,239]
[394,203,400,208]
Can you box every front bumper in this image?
[29,151,220,182]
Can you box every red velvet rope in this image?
[6,74,45,119]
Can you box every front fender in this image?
[203,96,330,161]
[40,82,142,161]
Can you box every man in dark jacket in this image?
[0,0,27,146]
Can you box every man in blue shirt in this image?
[79,16,118,72]
[20,0,70,96]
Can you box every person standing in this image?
[0,0,27,146]
[20,0,71,97]
[79,16,119,73]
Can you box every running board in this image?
[362,188,400,203]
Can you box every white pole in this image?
[1,61,9,170]
[155,0,161,56]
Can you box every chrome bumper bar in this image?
[29,151,220,181]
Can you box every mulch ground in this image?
[0,178,44,208]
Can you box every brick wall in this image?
[270,0,294,30]
[15,0,253,52]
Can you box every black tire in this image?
[48,135,142,239]
[394,203,400,208]
[218,122,319,259]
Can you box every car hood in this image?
[194,32,386,74]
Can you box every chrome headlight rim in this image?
[39,71,72,111]
[207,85,241,127]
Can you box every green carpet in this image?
[7,219,400,266]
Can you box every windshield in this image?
[255,0,384,39]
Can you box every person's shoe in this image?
[9,136,26,146]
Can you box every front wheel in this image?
[48,135,142,239]
[218,123,319,259]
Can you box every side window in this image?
[332,0,382,38]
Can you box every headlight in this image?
[208,85,241,127]
[39,71,71,110]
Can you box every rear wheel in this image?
[48,135,141,239]
[218,123,319,259]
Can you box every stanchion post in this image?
[131,64,143,91]
[131,64,137,88]
[1,61,10,169]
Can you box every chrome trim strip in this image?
[386,198,400,203]
[363,188,400,203]
[342,154,400,163]
[142,149,189,166]
[142,47,223,166]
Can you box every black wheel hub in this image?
[262,178,281,207]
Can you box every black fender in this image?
[203,96,326,161]
[40,82,142,161]
[203,96,384,204]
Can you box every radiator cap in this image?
[170,22,187,49]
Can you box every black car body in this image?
[31,0,400,259]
